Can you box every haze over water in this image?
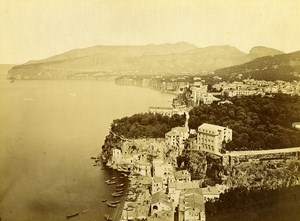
[0,79,174,221]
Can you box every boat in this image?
[102,199,107,202]
[93,164,98,167]
[116,188,124,191]
[66,212,79,218]
[107,181,116,185]
[91,157,97,159]
[110,200,120,204]
[112,193,123,197]
[107,202,117,208]
[111,176,116,180]
[105,214,112,221]
[116,183,124,187]
[82,210,90,214]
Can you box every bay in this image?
[0,79,174,221]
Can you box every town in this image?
[116,75,300,106]
[102,89,300,221]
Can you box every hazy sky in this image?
[1,0,300,64]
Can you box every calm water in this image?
[0,79,174,221]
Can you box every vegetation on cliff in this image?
[205,185,300,221]
[110,113,185,139]
[189,94,300,151]
[102,113,185,158]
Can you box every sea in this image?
[0,78,175,221]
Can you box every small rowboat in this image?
[66,212,79,219]
[107,202,117,208]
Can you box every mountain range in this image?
[8,42,286,80]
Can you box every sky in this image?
[1,0,300,64]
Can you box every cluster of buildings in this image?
[108,106,300,221]
[109,122,234,221]
[115,75,191,94]
[116,76,300,110]
[213,79,300,97]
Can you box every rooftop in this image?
[151,191,172,208]
[198,123,228,132]
[179,189,205,212]
[201,184,226,196]
[174,170,190,179]
[172,127,189,133]
[153,176,163,183]
[169,181,199,190]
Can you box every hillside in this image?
[249,46,283,59]
[8,43,285,80]
[215,51,300,81]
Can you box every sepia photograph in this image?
[0,0,300,220]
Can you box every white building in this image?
[111,148,122,165]
[149,106,185,117]
[197,123,232,155]
[191,86,208,105]
[152,176,164,194]
[165,127,189,155]
[133,160,152,176]
[152,159,174,187]
[201,184,227,202]
[174,170,191,183]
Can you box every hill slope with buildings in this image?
[215,50,300,81]
[8,43,284,80]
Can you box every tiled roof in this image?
[179,189,205,211]
[151,191,172,208]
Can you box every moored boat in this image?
[66,212,79,219]
[110,200,120,204]
[112,192,123,197]
[105,180,116,185]
[116,183,124,187]
[107,202,117,208]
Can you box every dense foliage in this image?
[189,95,300,150]
[206,186,300,221]
[110,113,185,139]
[223,161,299,189]
[177,150,207,180]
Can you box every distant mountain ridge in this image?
[215,50,300,81]
[8,42,285,79]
